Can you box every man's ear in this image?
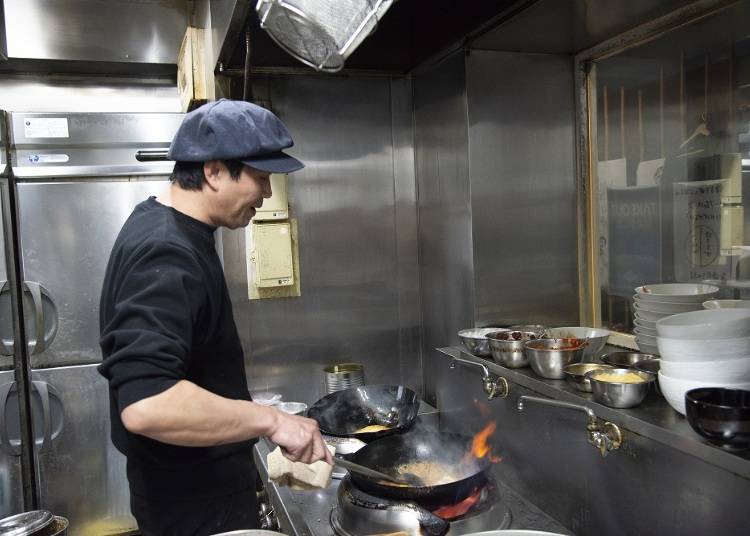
[203,160,223,191]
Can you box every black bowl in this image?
[685,388,750,450]
[307,384,420,442]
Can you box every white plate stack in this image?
[632,283,720,354]
[655,308,750,414]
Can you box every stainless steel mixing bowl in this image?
[458,327,508,357]
[563,363,615,392]
[601,351,659,368]
[486,330,540,368]
[586,368,654,408]
[524,338,586,379]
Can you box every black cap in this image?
[167,99,304,173]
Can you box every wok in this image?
[307,384,419,442]
[348,431,491,505]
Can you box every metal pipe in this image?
[450,356,509,399]
[450,355,491,380]
[517,395,596,424]
[243,24,254,102]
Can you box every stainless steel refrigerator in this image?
[0,111,183,534]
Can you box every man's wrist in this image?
[250,401,279,438]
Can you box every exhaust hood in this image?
[0,0,188,65]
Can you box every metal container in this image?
[633,358,661,394]
[509,324,548,337]
[524,338,586,379]
[563,363,615,392]
[602,351,659,368]
[324,363,365,394]
[457,327,507,357]
[486,330,541,368]
[0,511,67,536]
[587,368,654,408]
[633,358,661,376]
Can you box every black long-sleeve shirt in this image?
[99,197,255,499]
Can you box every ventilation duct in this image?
[255,0,394,72]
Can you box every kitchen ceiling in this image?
[224,0,699,74]
[225,0,534,73]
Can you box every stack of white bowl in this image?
[632,283,720,354]
[655,308,750,415]
[703,299,750,309]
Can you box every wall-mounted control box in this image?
[250,222,294,288]
[253,173,289,221]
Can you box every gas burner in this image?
[330,475,511,536]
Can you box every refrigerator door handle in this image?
[0,281,14,356]
[0,280,58,356]
[0,382,21,456]
[26,281,47,355]
[31,381,54,452]
[135,149,169,162]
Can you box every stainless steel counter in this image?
[437,346,750,479]
[253,423,573,536]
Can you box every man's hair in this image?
[170,160,245,190]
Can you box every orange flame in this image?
[468,422,502,463]
[432,487,481,519]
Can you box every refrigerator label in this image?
[23,118,69,138]
[27,154,70,164]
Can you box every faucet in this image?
[517,395,623,456]
[450,355,509,399]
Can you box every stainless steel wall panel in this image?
[222,75,422,404]
[467,51,578,327]
[2,0,187,64]
[413,52,474,405]
[17,180,171,369]
[32,364,134,534]
[390,77,422,392]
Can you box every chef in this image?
[98,99,333,536]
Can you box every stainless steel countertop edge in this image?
[436,346,750,479]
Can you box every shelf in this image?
[436,346,750,479]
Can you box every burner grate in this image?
[331,475,512,535]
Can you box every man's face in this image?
[207,162,272,229]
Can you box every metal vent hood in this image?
[0,0,188,65]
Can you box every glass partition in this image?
[592,1,750,337]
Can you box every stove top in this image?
[329,474,512,536]
[254,436,573,536]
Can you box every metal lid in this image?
[0,511,54,536]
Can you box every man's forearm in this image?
[120,379,279,446]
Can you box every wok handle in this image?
[333,456,404,485]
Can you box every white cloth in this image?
[266,445,335,490]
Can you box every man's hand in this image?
[268,411,333,465]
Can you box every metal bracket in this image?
[450,356,509,399]
[518,395,623,456]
